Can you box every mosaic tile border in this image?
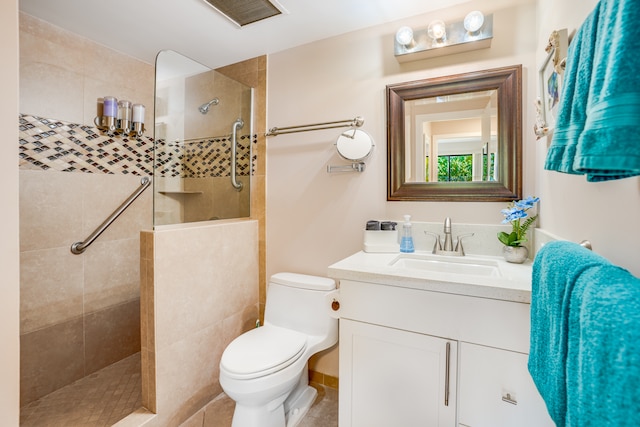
[19,114,154,176]
[155,135,256,178]
[18,115,257,178]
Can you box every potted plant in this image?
[497,196,540,263]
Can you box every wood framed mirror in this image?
[387,65,522,201]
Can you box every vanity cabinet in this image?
[340,319,456,427]
[336,279,554,427]
[458,342,552,427]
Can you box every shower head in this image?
[199,98,219,114]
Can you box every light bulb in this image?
[427,20,446,41]
[464,11,485,33]
[395,26,414,46]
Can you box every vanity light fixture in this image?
[464,10,485,33]
[427,20,447,42]
[395,26,415,47]
[394,12,493,63]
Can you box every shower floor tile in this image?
[20,352,142,427]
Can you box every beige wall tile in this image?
[85,299,141,375]
[84,238,141,312]
[20,246,84,334]
[81,173,152,243]
[153,220,258,350]
[151,321,225,427]
[19,170,83,252]
[19,13,85,122]
[20,317,84,405]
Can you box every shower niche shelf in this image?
[158,190,203,195]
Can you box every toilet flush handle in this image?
[326,290,341,318]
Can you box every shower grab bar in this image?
[265,116,364,136]
[70,176,151,255]
[231,118,244,191]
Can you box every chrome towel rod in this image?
[266,116,364,136]
[71,176,151,255]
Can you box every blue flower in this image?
[501,207,527,223]
[514,196,540,209]
[497,196,540,246]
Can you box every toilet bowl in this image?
[219,272,338,427]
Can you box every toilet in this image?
[219,272,339,427]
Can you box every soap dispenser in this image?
[400,214,415,253]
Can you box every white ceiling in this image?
[19,0,471,69]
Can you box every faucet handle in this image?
[454,233,475,255]
[424,231,442,253]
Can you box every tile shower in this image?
[19,11,269,425]
[18,114,154,406]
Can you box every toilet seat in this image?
[220,326,307,380]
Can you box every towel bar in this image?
[579,240,592,250]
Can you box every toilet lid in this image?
[220,326,307,380]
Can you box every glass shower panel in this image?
[153,50,253,226]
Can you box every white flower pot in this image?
[502,245,529,264]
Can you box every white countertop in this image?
[327,251,533,303]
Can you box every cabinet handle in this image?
[502,393,518,405]
[444,341,451,406]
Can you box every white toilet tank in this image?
[264,272,337,343]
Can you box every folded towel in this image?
[545,0,640,181]
[529,240,640,426]
[529,241,606,425]
[566,263,640,425]
[544,6,600,174]
[575,0,640,181]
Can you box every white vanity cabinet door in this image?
[458,342,554,427]
[339,318,457,427]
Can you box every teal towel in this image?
[545,0,640,181]
[529,241,640,426]
[544,7,599,174]
[566,264,640,425]
[529,241,605,425]
[575,0,640,181]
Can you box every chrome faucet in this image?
[424,217,474,256]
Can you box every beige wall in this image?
[19,13,155,404]
[266,0,538,377]
[535,0,640,273]
[0,0,20,424]
[140,220,259,425]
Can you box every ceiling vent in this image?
[201,0,287,27]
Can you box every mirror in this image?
[387,65,522,201]
[336,129,374,161]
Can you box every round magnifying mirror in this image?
[335,129,374,161]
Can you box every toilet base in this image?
[285,385,317,427]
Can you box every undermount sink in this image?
[389,253,501,277]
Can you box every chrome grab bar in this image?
[265,116,364,136]
[231,118,244,191]
[70,176,151,255]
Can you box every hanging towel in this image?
[545,0,640,181]
[566,264,640,426]
[528,241,606,425]
[544,6,600,174]
[575,0,640,181]
[529,240,640,426]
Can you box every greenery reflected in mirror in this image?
[387,65,522,201]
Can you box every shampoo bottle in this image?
[400,214,415,253]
